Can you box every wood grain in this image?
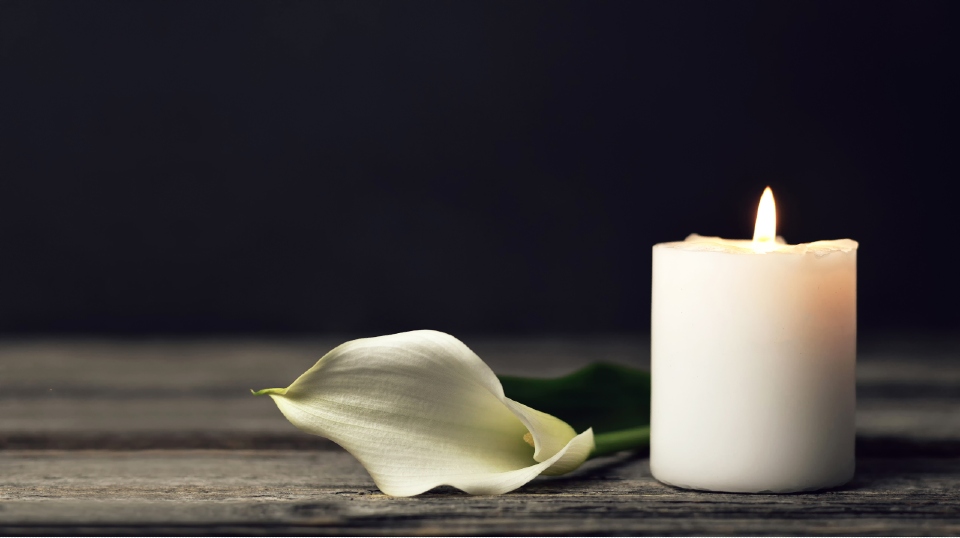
[0,337,958,535]
[2,450,959,535]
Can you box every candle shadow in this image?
[754,436,960,494]
[533,436,960,496]
[838,435,960,492]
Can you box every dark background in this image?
[0,0,956,337]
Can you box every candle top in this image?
[656,234,858,256]
[656,189,857,256]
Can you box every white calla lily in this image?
[254,330,595,496]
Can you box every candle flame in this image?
[752,187,777,244]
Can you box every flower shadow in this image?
[521,449,650,494]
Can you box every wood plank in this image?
[0,338,960,442]
[1,337,958,534]
[2,450,960,535]
[0,338,645,440]
[1,338,958,447]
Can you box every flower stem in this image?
[590,426,650,458]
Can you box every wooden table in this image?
[1,337,958,535]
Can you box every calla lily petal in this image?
[255,330,595,496]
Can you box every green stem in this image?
[589,426,650,458]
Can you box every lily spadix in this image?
[253,330,595,496]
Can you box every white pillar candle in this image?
[650,188,858,493]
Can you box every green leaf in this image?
[497,362,651,435]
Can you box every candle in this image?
[650,187,857,493]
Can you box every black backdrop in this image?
[1,0,957,336]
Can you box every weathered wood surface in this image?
[2,450,960,535]
[1,337,958,535]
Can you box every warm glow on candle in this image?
[652,187,858,493]
[752,187,777,245]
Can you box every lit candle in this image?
[650,187,858,493]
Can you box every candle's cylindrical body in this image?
[650,237,857,493]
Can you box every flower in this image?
[253,330,595,496]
